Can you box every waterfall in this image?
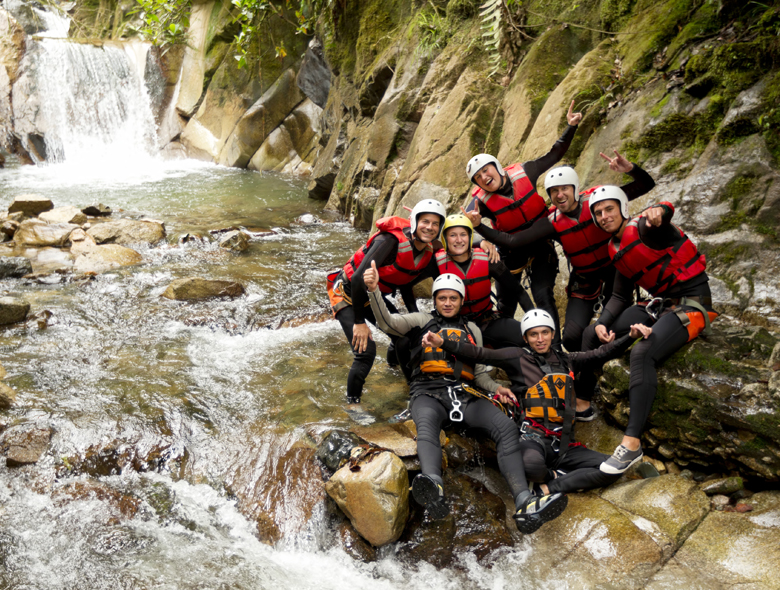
[28,38,160,165]
[9,2,162,170]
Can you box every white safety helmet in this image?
[410,199,446,240]
[588,185,630,222]
[544,166,580,201]
[432,273,466,300]
[466,153,505,184]
[520,309,556,337]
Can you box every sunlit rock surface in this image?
[601,475,710,551]
[645,491,780,590]
[325,450,409,547]
[2,423,52,466]
[39,205,87,225]
[0,295,29,324]
[87,219,166,245]
[161,277,246,301]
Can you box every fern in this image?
[480,0,503,75]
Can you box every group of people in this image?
[325,104,718,534]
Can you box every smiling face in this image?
[549,185,577,213]
[414,213,442,243]
[592,199,625,234]
[472,163,504,192]
[524,326,553,354]
[434,290,463,318]
[444,226,471,259]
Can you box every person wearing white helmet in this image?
[415,214,534,349]
[582,193,718,475]
[326,199,446,405]
[464,150,655,357]
[463,102,584,345]
[363,262,551,534]
[423,308,653,507]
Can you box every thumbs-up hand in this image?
[364,260,379,292]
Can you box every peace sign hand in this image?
[599,149,634,173]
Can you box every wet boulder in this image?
[1,219,19,240]
[2,424,53,466]
[524,493,665,588]
[162,277,245,301]
[0,383,16,409]
[324,450,409,547]
[701,476,744,496]
[397,471,513,568]
[224,445,326,545]
[601,475,710,551]
[0,256,32,278]
[0,295,29,324]
[8,195,53,217]
[87,219,166,245]
[645,491,780,589]
[14,219,78,247]
[598,317,780,481]
[217,230,249,252]
[296,37,330,109]
[81,203,112,217]
[73,244,143,274]
[316,430,362,472]
[39,206,88,225]
[350,422,420,459]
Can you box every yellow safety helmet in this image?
[441,214,474,252]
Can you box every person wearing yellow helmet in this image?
[431,214,533,348]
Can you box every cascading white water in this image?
[31,38,160,165]
[10,3,161,172]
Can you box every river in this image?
[0,152,556,589]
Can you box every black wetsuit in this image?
[416,251,534,349]
[581,214,715,438]
[474,164,656,352]
[368,289,530,505]
[439,335,637,493]
[336,230,427,400]
[466,126,579,343]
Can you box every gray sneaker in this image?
[600,444,643,474]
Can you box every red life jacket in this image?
[608,218,706,296]
[343,216,433,294]
[547,187,612,274]
[471,163,547,234]
[435,249,493,320]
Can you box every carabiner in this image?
[447,386,464,422]
[645,297,665,320]
[593,294,604,316]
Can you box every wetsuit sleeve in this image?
[595,272,634,328]
[399,284,419,313]
[440,338,522,362]
[367,288,432,336]
[522,125,578,186]
[475,216,555,249]
[469,323,501,394]
[349,235,397,324]
[569,333,633,373]
[621,163,656,201]
[490,261,534,316]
